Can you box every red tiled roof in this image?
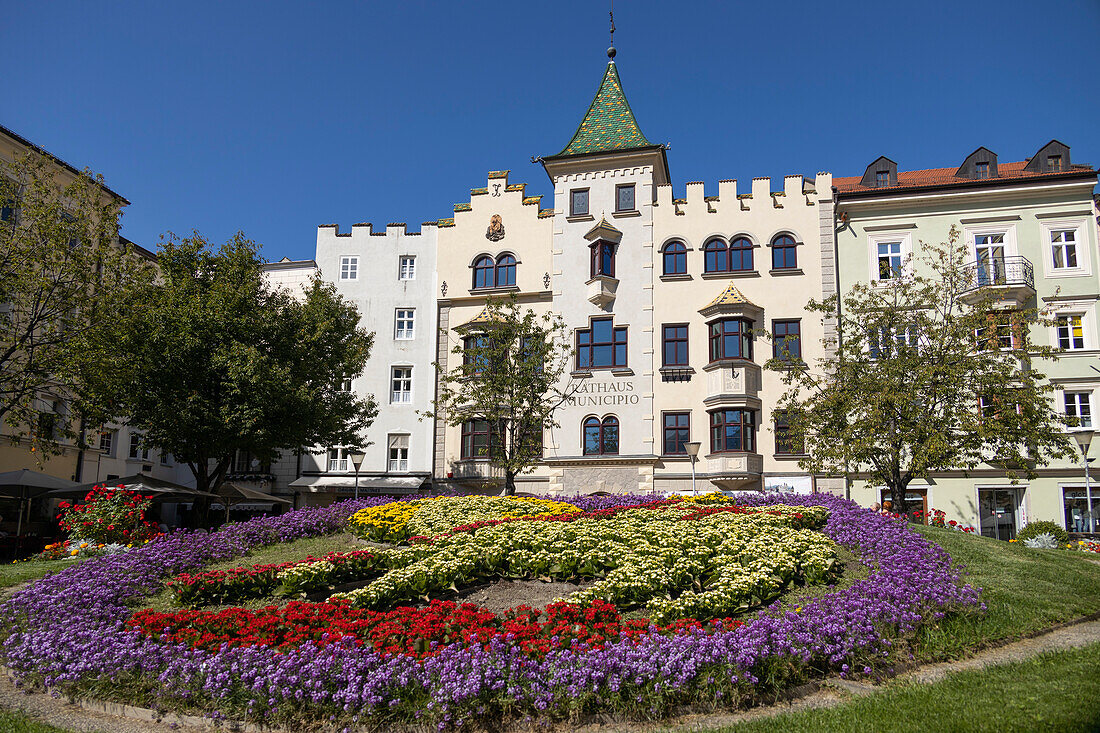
[834,160,1095,195]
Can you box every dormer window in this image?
[975,161,990,179]
[875,170,889,187]
[1048,155,1063,172]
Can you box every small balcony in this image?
[704,452,764,490]
[586,275,618,308]
[959,256,1035,306]
[702,360,762,408]
[450,459,504,483]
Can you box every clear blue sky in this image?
[4,0,1098,262]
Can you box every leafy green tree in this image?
[428,295,576,496]
[82,233,377,508]
[770,228,1075,514]
[0,151,151,456]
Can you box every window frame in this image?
[394,308,415,340]
[387,434,410,473]
[615,183,636,213]
[576,317,628,370]
[662,324,690,367]
[770,234,798,271]
[662,411,690,456]
[1064,390,1093,429]
[583,415,620,456]
[773,410,803,456]
[1041,220,1090,278]
[709,409,756,454]
[708,318,753,362]
[398,255,416,281]
[590,240,616,278]
[339,256,359,281]
[772,319,802,362]
[570,188,590,217]
[703,237,730,273]
[128,432,150,461]
[461,419,501,460]
[390,366,412,403]
[1055,313,1087,351]
[327,447,349,472]
[662,240,687,276]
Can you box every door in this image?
[979,488,1019,540]
[975,233,1006,286]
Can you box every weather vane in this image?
[608,1,616,59]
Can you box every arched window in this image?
[704,238,729,273]
[771,234,797,270]
[495,254,516,287]
[663,241,687,276]
[583,415,620,455]
[730,237,754,271]
[473,256,495,289]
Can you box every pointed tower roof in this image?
[699,283,763,319]
[556,61,654,157]
[456,306,504,331]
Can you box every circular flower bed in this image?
[0,493,981,730]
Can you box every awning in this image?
[220,482,293,505]
[288,475,426,493]
[48,473,219,499]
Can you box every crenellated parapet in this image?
[316,222,424,239]
[655,173,834,216]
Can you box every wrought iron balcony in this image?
[959,256,1034,294]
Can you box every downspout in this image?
[832,185,851,501]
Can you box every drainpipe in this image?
[832,185,851,501]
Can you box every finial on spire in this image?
[607,1,616,59]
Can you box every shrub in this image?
[1017,521,1069,544]
[1023,533,1060,549]
[56,485,159,545]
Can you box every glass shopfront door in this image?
[979,488,1020,541]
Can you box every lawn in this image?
[911,525,1100,661]
[0,707,85,733]
[0,558,85,590]
[705,640,1100,733]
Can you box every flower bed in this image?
[128,598,739,657]
[348,495,581,542]
[0,493,981,730]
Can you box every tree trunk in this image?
[888,479,911,518]
[501,469,517,497]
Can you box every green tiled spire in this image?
[557,61,653,157]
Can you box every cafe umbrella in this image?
[0,469,80,537]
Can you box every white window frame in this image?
[339,377,353,392]
[867,231,913,285]
[98,428,116,457]
[398,256,416,281]
[339,256,359,281]
[391,366,412,404]
[1041,219,1090,279]
[1062,389,1094,429]
[964,224,1018,260]
[395,308,415,340]
[128,432,150,461]
[1052,308,1091,351]
[327,447,350,473]
[387,434,410,473]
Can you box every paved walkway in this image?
[3,619,1100,732]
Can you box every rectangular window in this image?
[875,170,889,187]
[1065,392,1092,428]
[339,377,353,392]
[160,452,172,466]
[1064,487,1100,533]
[399,256,416,280]
[391,367,412,403]
[615,184,635,212]
[774,411,803,455]
[709,409,756,453]
[975,161,990,179]
[869,325,919,359]
[128,432,150,461]
[327,447,349,472]
[976,312,1020,351]
[772,320,801,362]
[662,324,689,367]
[340,256,359,281]
[388,434,409,473]
[974,233,1006,285]
[1057,315,1085,350]
[877,241,903,280]
[709,319,753,362]
[576,318,628,369]
[461,420,500,459]
[98,429,116,457]
[662,412,690,455]
[395,309,415,340]
[590,241,616,278]
[1048,155,1063,172]
[1051,229,1078,270]
[570,188,589,216]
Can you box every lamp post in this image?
[685,441,701,496]
[349,449,367,501]
[1072,430,1094,533]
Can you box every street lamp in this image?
[1072,429,1094,533]
[685,441,701,496]
[349,449,367,501]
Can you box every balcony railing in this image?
[960,256,1034,293]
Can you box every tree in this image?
[770,228,1075,515]
[0,151,151,456]
[428,295,576,495]
[81,233,377,512]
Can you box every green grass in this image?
[704,641,1100,733]
[0,707,92,733]
[138,531,365,612]
[911,525,1100,660]
[0,557,85,590]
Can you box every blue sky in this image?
[4,0,1098,262]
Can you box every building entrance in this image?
[978,488,1020,541]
